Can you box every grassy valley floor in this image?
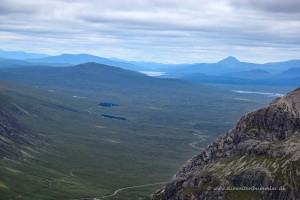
[0,80,274,199]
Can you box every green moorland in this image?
[0,64,274,199]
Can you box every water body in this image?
[140,71,166,77]
[98,103,119,107]
[73,95,86,99]
[101,114,126,120]
[231,90,284,97]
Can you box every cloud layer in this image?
[0,0,299,63]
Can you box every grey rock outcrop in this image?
[147,88,300,200]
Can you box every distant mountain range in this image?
[0,49,48,59]
[0,58,34,68]
[0,49,300,87]
[223,69,270,79]
[27,54,144,71]
[281,67,300,78]
[162,56,300,76]
[0,62,206,95]
[0,50,143,70]
[179,67,300,86]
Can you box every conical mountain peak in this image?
[218,56,240,64]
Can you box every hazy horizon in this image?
[1,48,300,66]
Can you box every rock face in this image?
[147,88,300,200]
[0,107,43,158]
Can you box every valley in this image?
[0,62,273,199]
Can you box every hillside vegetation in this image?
[0,63,271,199]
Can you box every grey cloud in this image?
[0,0,299,63]
[229,0,300,13]
[0,0,36,15]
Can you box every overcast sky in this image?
[0,0,299,63]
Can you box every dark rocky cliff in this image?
[147,88,300,200]
[0,107,43,158]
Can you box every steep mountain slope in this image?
[0,106,42,158]
[147,88,300,200]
